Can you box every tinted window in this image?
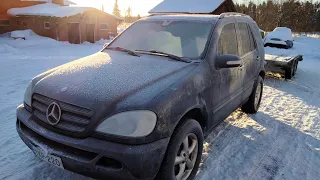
[238,22,256,56]
[218,23,238,55]
[247,24,257,51]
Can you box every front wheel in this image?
[242,76,263,114]
[157,119,203,180]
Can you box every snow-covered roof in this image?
[149,0,225,14]
[8,3,87,17]
[8,3,122,20]
[21,0,77,6]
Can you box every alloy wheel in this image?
[174,133,198,180]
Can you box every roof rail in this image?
[219,12,248,19]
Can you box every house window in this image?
[44,22,50,29]
[100,24,109,30]
[0,20,11,26]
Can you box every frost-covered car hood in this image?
[32,51,196,113]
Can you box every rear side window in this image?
[218,23,238,55]
[238,22,256,56]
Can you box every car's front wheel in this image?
[157,119,203,180]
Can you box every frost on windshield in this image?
[109,21,212,59]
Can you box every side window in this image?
[237,22,253,56]
[247,24,257,51]
[218,23,238,55]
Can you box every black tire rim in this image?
[174,133,198,180]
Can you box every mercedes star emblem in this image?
[46,102,62,125]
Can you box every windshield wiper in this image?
[105,46,140,57]
[135,50,191,63]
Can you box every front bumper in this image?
[16,104,169,180]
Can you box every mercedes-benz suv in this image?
[16,13,265,180]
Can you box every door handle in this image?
[256,56,260,61]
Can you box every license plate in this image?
[32,146,64,169]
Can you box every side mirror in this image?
[216,54,242,69]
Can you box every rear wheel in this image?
[242,76,263,114]
[293,60,298,76]
[285,62,295,79]
[157,119,203,180]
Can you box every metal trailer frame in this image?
[265,54,303,79]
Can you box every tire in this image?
[293,61,298,76]
[241,76,263,114]
[285,62,295,79]
[157,119,203,180]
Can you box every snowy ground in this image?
[1,33,320,180]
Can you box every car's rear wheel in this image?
[157,119,203,180]
[241,76,263,114]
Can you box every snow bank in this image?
[95,39,111,45]
[0,44,17,54]
[11,29,36,39]
[8,3,88,17]
[149,0,225,14]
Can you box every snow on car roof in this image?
[8,3,89,17]
[265,27,293,41]
[149,0,225,14]
[144,14,219,22]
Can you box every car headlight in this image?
[24,82,33,107]
[95,111,157,138]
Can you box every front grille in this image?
[31,94,93,133]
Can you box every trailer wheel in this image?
[293,61,298,76]
[285,62,295,79]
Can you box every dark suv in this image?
[16,13,265,180]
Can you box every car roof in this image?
[142,14,220,23]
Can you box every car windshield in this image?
[108,20,213,59]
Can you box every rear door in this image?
[236,20,259,91]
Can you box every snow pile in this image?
[293,32,320,39]
[11,29,36,39]
[21,0,76,5]
[8,3,88,17]
[149,0,225,14]
[0,44,17,54]
[95,39,111,45]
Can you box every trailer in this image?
[265,54,303,79]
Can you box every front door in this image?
[68,23,80,44]
[86,24,95,43]
[208,19,244,126]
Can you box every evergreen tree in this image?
[125,7,133,23]
[113,0,121,17]
[137,14,141,19]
